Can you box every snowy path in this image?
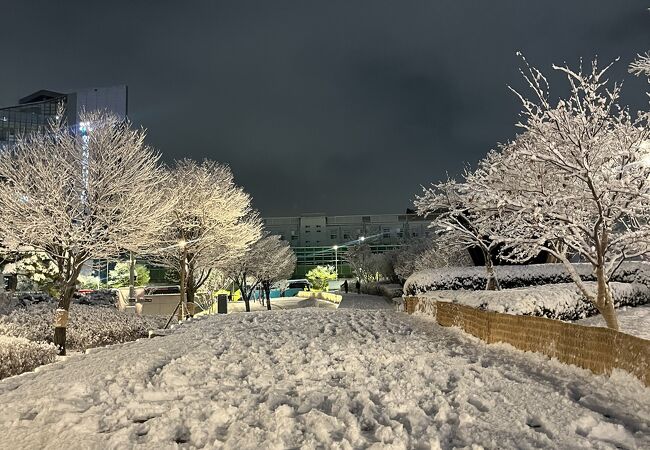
[0,310,648,449]
[338,292,395,310]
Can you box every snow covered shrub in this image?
[404,262,650,297]
[0,335,57,380]
[0,303,166,351]
[305,265,337,291]
[361,282,403,299]
[418,282,650,321]
[76,289,118,307]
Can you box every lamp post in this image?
[333,245,338,279]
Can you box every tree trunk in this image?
[5,274,17,292]
[484,252,500,291]
[595,266,619,330]
[128,251,136,302]
[263,281,272,310]
[186,267,196,317]
[54,282,77,355]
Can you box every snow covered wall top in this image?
[403,262,650,296]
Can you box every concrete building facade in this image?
[263,213,432,278]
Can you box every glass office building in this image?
[0,86,128,148]
[0,91,65,147]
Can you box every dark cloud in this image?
[1,1,648,215]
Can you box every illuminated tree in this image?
[225,234,296,312]
[0,111,171,352]
[475,58,650,330]
[153,159,261,317]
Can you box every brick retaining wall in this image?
[404,297,650,387]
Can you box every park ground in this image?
[0,295,648,449]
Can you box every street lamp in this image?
[360,236,365,242]
[333,245,338,279]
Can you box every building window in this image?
[330,234,337,239]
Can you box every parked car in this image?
[140,285,182,316]
[282,280,312,297]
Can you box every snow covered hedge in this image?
[417,282,650,321]
[0,335,58,380]
[0,303,166,351]
[404,262,650,296]
[361,282,403,299]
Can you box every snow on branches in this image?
[415,176,505,290]
[224,234,296,312]
[0,111,171,312]
[473,58,650,329]
[152,159,262,307]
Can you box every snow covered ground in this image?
[576,305,650,340]
[0,309,648,449]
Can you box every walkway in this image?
[337,292,395,310]
[1,309,647,448]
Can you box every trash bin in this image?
[217,294,228,314]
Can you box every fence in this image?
[403,296,650,387]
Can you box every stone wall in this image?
[404,297,650,387]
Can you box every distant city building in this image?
[0,85,128,147]
[262,213,432,277]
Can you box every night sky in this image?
[1,1,648,216]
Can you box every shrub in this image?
[306,266,337,291]
[404,262,650,296]
[0,335,58,380]
[415,282,650,321]
[0,303,166,351]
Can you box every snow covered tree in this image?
[257,237,296,310]
[0,111,171,353]
[393,238,471,282]
[224,234,296,312]
[415,177,504,289]
[630,51,650,100]
[152,159,261,318]
[480,58,650,330]
[345,243,373,282]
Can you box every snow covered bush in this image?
[404,262,650,296]
[416,282,650,321]
[305,265,337,291]
[0,303,166,351]
[361,282,403,299]
[0,335,57,380]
